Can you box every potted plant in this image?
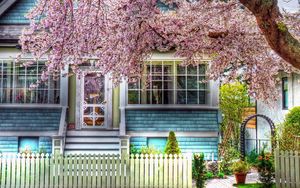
[232,160,249,184]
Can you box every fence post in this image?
[275,148,280,188]
[295,151,300,188]
[187,153,193,188]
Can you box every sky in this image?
[278,0,299,12]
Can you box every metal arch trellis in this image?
[240,114,276,160]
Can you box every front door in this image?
[81,72,107,128]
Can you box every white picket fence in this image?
[274,148,300,188]
[0,153,192,188]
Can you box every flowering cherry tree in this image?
[19,0,300,103]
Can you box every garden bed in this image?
[234,183,276,188]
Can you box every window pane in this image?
[177,65,185,74]
[152,90,162,104]
[187,91,198,104]
[164,65,173,74]
[128,90,139,104]
[19,137,39,153]
[187,76,197,89]
[15,89,25,103]
[177,91,186,104]
[199,91,206,104]
[152,65,162,74]
[163,90,173,104]
[152,81,162,90]
[25,90,37,103]
[199,64,206,74]
[163,76,173,89]
[187,65,197,74]
[198,76,206,89]
[177,76,186,89]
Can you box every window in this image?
[282,77,288,109]
[19,137,39,154]
[127,61,208,105]
[0,60,60,104]
[147,137,167,153]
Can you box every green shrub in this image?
[279,106,300,151]
[246,149,259,167]
[192,153,206,188]
[256,147,275,188]
[217,172,225,179]
[205,171,214,179]
[231,160,249,174]
[164,131,181,155]
[140,146,160,155]
[130,144,140,154]
[219,147,240,175]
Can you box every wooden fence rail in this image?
[275,148,300,188]
[0,153,192,188]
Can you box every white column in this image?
[119,79,126,136]
[209,79,219,107]
[60,64,69,107]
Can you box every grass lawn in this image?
[233,183,276,188]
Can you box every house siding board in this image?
[0,0,36,24]
[126,110,219,131]
[0,108,61,131]
[39,137,52,154]
[0,137,18,153]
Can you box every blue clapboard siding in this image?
[0,137,18,153]
[39,137,52,154]
[130,136,218,160]
[126,110,219,131]
[0,0,36,24]
[0,108,61,131]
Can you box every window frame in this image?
[282,77,289,110]
[126,60,209,106]
[0,58,61,105]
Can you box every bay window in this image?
[127,61,208,105]
[0,59,60,104]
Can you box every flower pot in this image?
[234,173,247,184]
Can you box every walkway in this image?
[205,172,259,188]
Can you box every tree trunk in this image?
[239,0,300,70]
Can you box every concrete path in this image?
[205,172,259,188]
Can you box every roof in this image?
[0,0,34,43]
[0,0,18,17]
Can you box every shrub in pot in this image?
[232,160,249,184]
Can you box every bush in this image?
[231,160,249,174]
[217,172,225,179]
[164,131,181,155]
[219,147,240,175]
[205,171,214,179]
[256,147,275,187]
[140,146,160,155]
[206,161,218,175]
[192,153,206,188]
[246,149,259,167]
[130,144,140,154]
[279,106,300,151]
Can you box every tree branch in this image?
[239,0,300,69]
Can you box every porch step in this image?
[64,130,120,155]
[66,130,119,137]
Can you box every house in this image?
[0,0,220,159]
[245,73,300,153]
